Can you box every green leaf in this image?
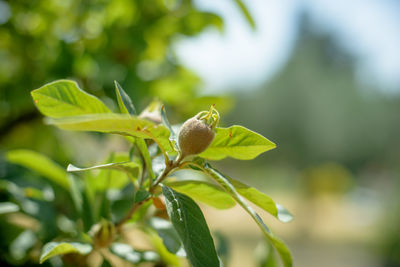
[161,105,178,151]
[46,114,174,154]
[67,174,83,213]
[199,126,276,160]
[67,161,140,176]
[114,81,136,115]
[0,202,19,215]
[134,188,150,203]
[202,164,292,267]
[6,150,69,190]
[135,138,155,179]
[164,180,236,210]
[110,243,159,264]
[31,79,111,118]
[230,179,293,223]
[39,242,92,263]
[162,186,219,267]
[149,217,182,254]
[234,0,256,29]
[145,229,181,267]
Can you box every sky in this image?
[175,0,400,94]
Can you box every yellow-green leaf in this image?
[202,164,292,267]
[31,80,111,118]
[199,125,276,160]
[164,180,236,210]
[40,242,92,263]
[230,179,293,223]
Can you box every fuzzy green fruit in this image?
[178,117,215,157]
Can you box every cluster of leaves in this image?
[0,0,254,133]
[2,80,292,267]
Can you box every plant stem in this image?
[115,154,184,229]
[115,197,150,230]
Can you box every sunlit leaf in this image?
[164,180,236,210]
[110,243,159,264]
[67,161,139,176]
[115,81,136,115]
[202,164,292,267]
[162,186,219,267]
[10,230,36,260]
[199,126,276,160]
[0,202,19,214]
[143,230,181,267]
[31,80,111,118]
[46,114,174,154]
[230,179,293,223]
[6,150,69,190]
[39,242,92,263]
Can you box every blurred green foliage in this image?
[0,1,254,266]
[0,0,231,137]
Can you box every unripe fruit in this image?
[178,117,215,157]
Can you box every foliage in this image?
[3,80,293,266]
[0,0,254,135]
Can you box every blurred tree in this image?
[0,0,235,141]
[230,14,400,171]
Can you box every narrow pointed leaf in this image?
[161,106,178,151]
[230,179,293,223]
[202,164,292,267]
[162,186,219,267]
[67,161,139,175]
[234,0,256,29]
[199,126,276,160]
[114,81,136,115]
[164,180,236,210]
[40,242,92,263]
[31,80,111,118]
[6,150,69,190]
[135,138,155,179]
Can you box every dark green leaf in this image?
[101,258,113,267]
[149,217,182,254]
[135,188,150,203]
[164,180,236,209]
[162,186,219,267]
[31,80,111,118]
[203,164,292,267]
[199,126,276,160]
[39,242,92,263]
[114,81,136,115]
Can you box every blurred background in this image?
[1,0,400,266]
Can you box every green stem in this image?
[116,154,184,229]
